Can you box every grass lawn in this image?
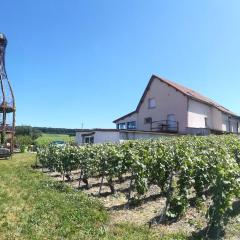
[35,133,75,146]
[0,153,187,240]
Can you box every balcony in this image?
[150,120,179,133]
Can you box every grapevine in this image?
[37,134,240,237]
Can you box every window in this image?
[148,98,156,109]
[84,136,94,144]
[127,121,136,129]
[144,117,152,124]
[117,123,126,129]
[204,117,208,128]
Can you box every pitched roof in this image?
[113,75,239,123]
[151,75,238,117]
[113,111,137,123]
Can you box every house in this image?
[75,128,177,145]
[113,75,240,135]
[76,74,240,145]
[76,129,119,144]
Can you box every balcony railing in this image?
[150,120,179,133]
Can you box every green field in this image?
[0,153,187,240]
[35,133,75,146]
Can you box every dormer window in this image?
[148,98,156,109]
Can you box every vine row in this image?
[37,135,240,238]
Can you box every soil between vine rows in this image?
[40,168,208,236]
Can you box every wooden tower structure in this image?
[0,33,16,153]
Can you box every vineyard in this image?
[37,135,240,239]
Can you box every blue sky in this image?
[1,0,240,128]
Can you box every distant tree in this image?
[33,127,76,135]
[15,125,42,139]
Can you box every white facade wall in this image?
[188,99,240,133]
[220,114,239,133]
[222,113,229,132]
[188,99,213,129]
[76,131,120,145]
[75,132,84,144]
[94,131,120,144]
[229,117,239,133]
[137,78,188,133]
[212,108,223,130]
[76,130,181,145]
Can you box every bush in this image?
[15,135,33,152]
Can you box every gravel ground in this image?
[40,169,209,236]
[37,168,240,239]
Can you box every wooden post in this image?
[99,159,106,195]
[127,170,134,202]
[159,170,174,223]
[78,169,83,188]
[99,175,104,195]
